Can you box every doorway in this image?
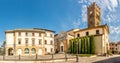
[61,46,64,52]
[8,48,13,55]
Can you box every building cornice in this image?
[5,28,55,33]
[74,24,109,34]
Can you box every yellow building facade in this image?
[5,28,55,56]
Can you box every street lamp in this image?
[76,41,79,62]
[65,39,67,61]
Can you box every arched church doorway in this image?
[60,42,64,53]
[8,48,13,55]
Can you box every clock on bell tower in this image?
[87,2,101,28]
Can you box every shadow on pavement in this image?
[93,56,120,63]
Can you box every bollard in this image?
[52,54,53,59]
[36,54,37,60]
[3,54,5,60]
[19,54,20,60]
[65,53,67,61]
[76,54,78,62]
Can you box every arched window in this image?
[96,30,99,34]
[77,34,80,37]
[24,48,29,54]
[86,32,89,36]
[31,48,36,54]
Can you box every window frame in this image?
[44,40,47,44]
[18,32,21,36]
[18,38,21,45]
[25,32,28,36]
[31,48,36,54]
[96,30,100,34]
[25,38,28,46]
[86,32,89,36]
[77,34,80,37]
[32,38,35,46]
[24,48,29,54]
[39,39,42,45]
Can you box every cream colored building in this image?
[55,29,79,53]
[117,42,120,53]
[74,2,109,54]
[5,28,55,56]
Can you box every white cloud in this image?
[109,0,118,8]
[78,0,87,3]
[78,0,120,42]
[72,19,81,28]
[81,5,87,22]
[110,26,120,34]
[78,0,119,22]
[110,34,120,42]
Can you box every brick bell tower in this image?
[87,2,101,28]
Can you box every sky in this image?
[0,0,120,46]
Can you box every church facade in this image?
[74,2,109,54]
[54,29,78,53]
[55,2,109,55]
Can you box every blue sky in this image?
[0,0,120,46]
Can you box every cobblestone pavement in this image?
[0,55,120,63]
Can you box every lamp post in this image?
[76,41,79,62]
[65,39,67,61]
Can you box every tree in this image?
[84,37,88,54]
[1,41,6,55]
[87,37,90,54]
[81,38,84,54]
[68,40,72,53]
[90,35,95,54]
[68,35,95,54]
[85,37,88,54]
[78,38,81,54]
[73,39,77,54]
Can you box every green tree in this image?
[73,39,76,54]
[69,40,72,53]
[78,38,81,54]
[1,41,6,55]
[81,38,84,54]
[69,35,95,54]
[86,37,90,54]
[83,37,85,54]
[85,37,88,54]
[90,35,95,54]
